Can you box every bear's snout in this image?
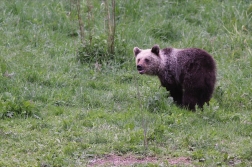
[137,65,144,74]
[137,65,142,70]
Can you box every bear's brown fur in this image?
[134,45,216,111]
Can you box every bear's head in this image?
[133,45,161,75]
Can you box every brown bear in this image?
[133,45,216,111]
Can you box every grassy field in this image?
[0,0,252,166]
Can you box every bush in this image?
[77,34,128,63]
[0,92,38,119]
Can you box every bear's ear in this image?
[151,44,160,56]
[133,47,141,57]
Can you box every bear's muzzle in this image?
[137,65,144,74]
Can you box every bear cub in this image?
[134,45,216,111]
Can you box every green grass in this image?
[0,0,252,166]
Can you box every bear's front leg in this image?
[169,87,183,106]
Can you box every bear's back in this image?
[159,47,216,87]
[176,48,216,73]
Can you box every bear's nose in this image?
[137,65,143,71]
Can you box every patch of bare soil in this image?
[88,154,192,166]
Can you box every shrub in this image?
[0,92,38,119]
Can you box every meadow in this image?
[0,0,252,166]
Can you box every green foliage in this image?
[0,57,8,74]
[148,125,165,142]
[150,22,182,42]
[248,4,252,15]
[146,91,173,113]
[77,35,109,63]
[75,0,129,63]
[0,92,38,119]
[77,33,128,63]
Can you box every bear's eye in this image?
[137,59,140,63]
[144,59,150,63]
